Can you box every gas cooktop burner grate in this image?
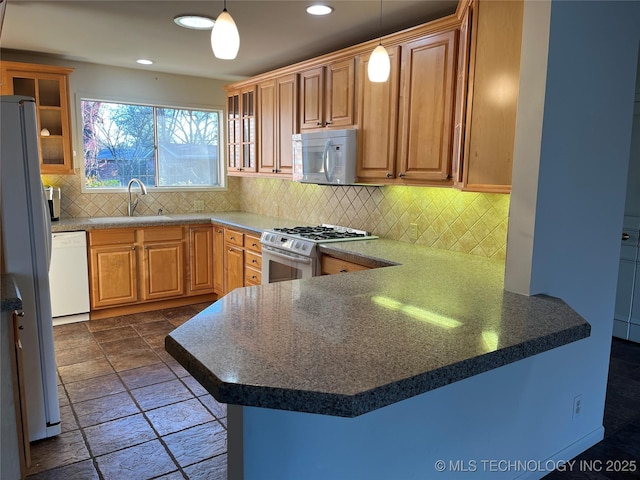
[272,225,371,241]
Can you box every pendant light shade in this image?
[211,4,239,60]
[368,44,390,82]
[368,0,389,82]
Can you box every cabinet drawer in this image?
[245,265,262,285]
[89,229,135,246]
[143,226,183,242]
[245,250,262,270]
[321,255,370,275]
[245,234,262,253]
[225,229,244,247]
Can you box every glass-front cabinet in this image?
[226,86,256,174]
[0,61,74,174]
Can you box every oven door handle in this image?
[263,246,314,265]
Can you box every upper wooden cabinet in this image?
[0,61,74,175]
[258,74,298,175]
[300,58,356,130]
[457,0,523,193]
[223,0,520,190]
[396,30,458,184]
[227,85,257,175]
[356,46,401,183]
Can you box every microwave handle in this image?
[323,139,332,183]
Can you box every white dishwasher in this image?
[49,231,91,325]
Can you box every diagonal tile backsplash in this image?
[239,177,510,260]
[43,173,509,261]
[41,174,242,218]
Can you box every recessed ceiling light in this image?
[136,59,154,65]
[174,15,215,30]
[306,4,333,16]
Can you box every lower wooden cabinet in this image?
[89,229,138,309]
[320,254,370,275]
[89,224,215,313]
[213,225,225,295]
[212,226,263,296]
[141,227,184,301]
[188,226,215,295]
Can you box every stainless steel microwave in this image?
[292,128,357,185]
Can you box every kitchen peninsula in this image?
[160,213,590,480]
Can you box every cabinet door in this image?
[241,86,257,172]
[142,242,185,301]
[356,46,400,182]
[213,225,225,295]
[258,79,277,174]
[397,30,457,183]
[188,226,214,295]
[300,66,325,130]
[90,244,138,308]
[326,58,355,128]
[461,0,523,192]
[227,86,257,174]
[227,92,242,172]
[451,7,472,186]
[276,74,298,174]
[225,245,245,293]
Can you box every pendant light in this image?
[367,0,390,83]
[211,0,240,60]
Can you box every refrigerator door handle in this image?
[41,182,52,270]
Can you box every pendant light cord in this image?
[378,0,383,45]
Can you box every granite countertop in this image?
[166,236,591,418]
[51,212,298,233]
[1,274,22,312]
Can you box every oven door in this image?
[261,245,315,284]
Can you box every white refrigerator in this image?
[1,95,61,440]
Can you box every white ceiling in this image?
[0,1,458,81]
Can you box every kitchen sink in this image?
[88,215,172,224]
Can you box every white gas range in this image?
[260,224,377,284]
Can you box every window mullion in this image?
[153,107,160,187]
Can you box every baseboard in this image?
[53,313,90,326]
[515,426,605,480]
[89,293,217,320]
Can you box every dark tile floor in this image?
[544,338,640,479]
[26,303,227,480]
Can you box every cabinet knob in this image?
[325,122,332,126]
[272,169,276,173]
[317,122,322,126]
[19,325,24,330]
[230,236,235,240]
[622,233,630,241]
[252,259,257,263]
[17,311,25,317]
[386,172,393,178]
[252,243,257,248]
[252,275,257,280]
[131,246,136,250]
[339,269,348,273]
[398,172,406,178]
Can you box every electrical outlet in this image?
[409,223,419,240]
[573,394,582,419]
[194,200,204,212]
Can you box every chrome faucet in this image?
[127,178,148,216]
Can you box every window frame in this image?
[77,95,227,193]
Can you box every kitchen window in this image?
[81,99,223,190]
